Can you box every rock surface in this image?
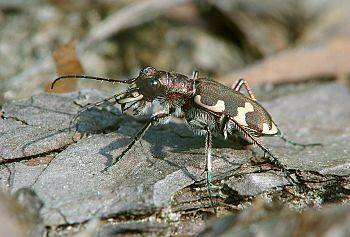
[198,199,350,237]
[0,82,349,236]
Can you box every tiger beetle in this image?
[51,66,321,213]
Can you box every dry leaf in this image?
[46,39,84,93]
[217,37,350,87]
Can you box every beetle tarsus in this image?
[206,172,217,214]
[260,146,299,186]
[264,148,308,191]
[192,70,199,80]
[278,132,322,148]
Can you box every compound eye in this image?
[149,78,160,88]
[151,80,158,86]
[141,66,156,76]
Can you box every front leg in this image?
[103,112,170,171]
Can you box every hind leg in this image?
[233,78,256,101]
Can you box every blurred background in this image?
[1,2,350,236]
[0,0,350,104]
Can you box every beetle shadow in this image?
[97,118,250,182]
[156,154,244,183]
[70,106,123,134]
[18,101,250,174]
[144,123,251,157]
[15,94,249,174]
[15,102,250,187]
[98,137,132,168]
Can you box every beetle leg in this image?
[254,141,307,191]
[102,112,170,172]
[190,70,199,93]
[121,100,139,113]
[219,115,230,139]
[253,140,307,191]
[233,78,256,101]
[192,70,199,80]
[206,108,303,190]
[205,127,217,214]
[224,116,307,191]
[278,131,322,148]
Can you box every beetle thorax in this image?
[136,70,194,102]
[160,71,195,96]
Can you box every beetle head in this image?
[116,66,164,105]
[133,66,168,101]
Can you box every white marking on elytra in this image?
[194,95,225,113]
[118,94,143,103]
[233,102,254,126]
[262,122,279,135]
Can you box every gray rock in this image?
[263,83,350,176]
[225,172,289,196]
[0,164,11,192]
[199,200,350,237]
[32,132,248,225]
[0,90,121,161]
[0,124,73,161]
[0,82,349,233]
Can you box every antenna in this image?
[51,75,137,89]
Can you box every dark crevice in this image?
[0,145,72,166]
[221,184,247,206]
[3,115,29,126]
[296,170,348,185]
[174,160,350,212]
[47,208,162,234]
[249,150,346,186]
[320,182,350,203]
[100,209,161,223]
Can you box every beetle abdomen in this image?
[193,79,279,136]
